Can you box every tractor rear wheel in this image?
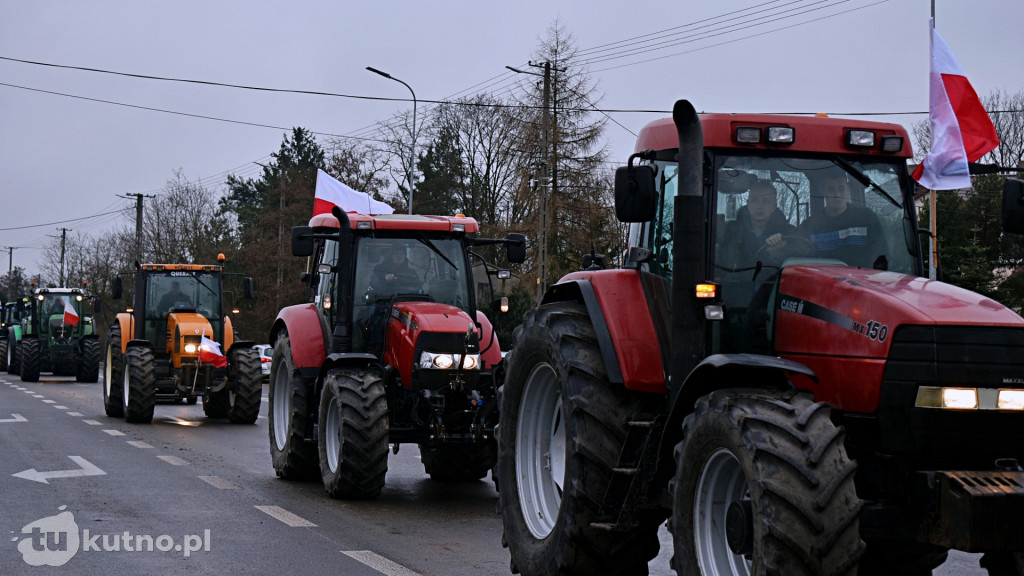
[318,367,389,499]
[0,339,7,371]
[268,333,318,480]
[227,346,262,424]
[497,302,662,576]
[19,339,40,382]
[672,389,864,576]
[103,326,124,417]
[122,346,156,423]
[76,338,100,383]
[420,440,496,482]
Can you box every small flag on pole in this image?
[911,19,1000,190]
[62,296,80,326]
[199,335,228,368]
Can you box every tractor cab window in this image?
[711,153,917,353]
[350,236,469,354]
[144,272,223,346]
[628,159,677,280]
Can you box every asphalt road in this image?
[0,372,991,575]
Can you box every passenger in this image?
[798,170,888,269]
[719,181,797,269]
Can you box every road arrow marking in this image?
[0,414,27,423]
[12,456,106,484]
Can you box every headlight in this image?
[419,352,479,370]
[914,386,1024,410]
[184,343,198,354]
[998,389,1024,410]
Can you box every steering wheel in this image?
[753,235,814,260]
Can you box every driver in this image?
[719,180,796,269]
[372,247,420,292]
[157,280,192,312]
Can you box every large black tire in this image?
[103,326,124,417]
[76,338,100,383]
[268,333,318,480]
[497,302,663,576]
[318,367,389,499]
[672,388,864,576]
[226,346,262,424]
[19,339,41,382]
[122,346,156,423]
[858,539,948,576]
[7,336,20,374]
[0,339,7,371]
[420,440,496,482]
[981,552,1024,575]
[203,389,230,418]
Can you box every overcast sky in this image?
[2,0,1021,276]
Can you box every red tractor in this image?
[269,209,525,499]
[498,100,1024,575]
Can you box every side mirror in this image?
[506,233,527,264]
[292,226,314,257]
[93,299,101,314]
[614,163,657,222]
[112,276,122,300]
[243,277,254,300]
[1003,178,1024,234]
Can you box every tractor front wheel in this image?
[103,326,124,417]
[122,346,156,423]
[672,388,864,576]
[7,337,20,374]
[0,339,8,371]
[77,338,100,383]
[268,333,318,479]
[497,302,662,576]
[19,339,40,382]
[318,367,389,499]
[227,346,262,424]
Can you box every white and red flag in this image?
[199,335,228,368]
[61,296,80,326]
[912,19,999,190]
[313,169,394,216]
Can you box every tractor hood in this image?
[774,265,1024,359]
[772,265,1024,413]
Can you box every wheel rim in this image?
[515,362,564,539]
[325,390,341,473]
[271,365,291,451]
[104,345,113,397]
[694,448,753,576]
[121,359,131,413]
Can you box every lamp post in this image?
[367,66,417,214]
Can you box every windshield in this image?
[350,236,470,354]
[143,271,223,345]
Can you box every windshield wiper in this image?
[832,156,902,209]
[417,234,458,270]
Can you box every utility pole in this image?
[57,228,71,286]
[122,193,153,264]
[2,246,15,275]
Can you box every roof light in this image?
[735,127,761,144]
[766,126,795,144]
[357,221,372,230]
[846,130,876,148]
[880,135,904,153]
[453,224,466,232]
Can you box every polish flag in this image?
[62,296,80,326]
[199,335,228,368]
[912,19,999,190]
[314,169,394,216]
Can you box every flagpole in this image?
[929,2,936,280]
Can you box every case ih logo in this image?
[778,294,888,343]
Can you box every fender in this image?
[475,310,502,369]
[542,269,666,393]
[270,303,330,371]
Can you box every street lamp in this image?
[367,66,417,215]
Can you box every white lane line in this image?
[66,412,84,417]
[54,406,68,410]
[42,399,56,404]
[22,390,34,394]
[341,551,422,576]
[102,429,126,436]
[83,420,102,425]
[33,394,44,398]
[255,505,316,527]
[127,441,153,449]
[198,476,239,490]
[157,455,188,466]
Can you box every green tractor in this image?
[1,296,30,373]
[18,287,100,383]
